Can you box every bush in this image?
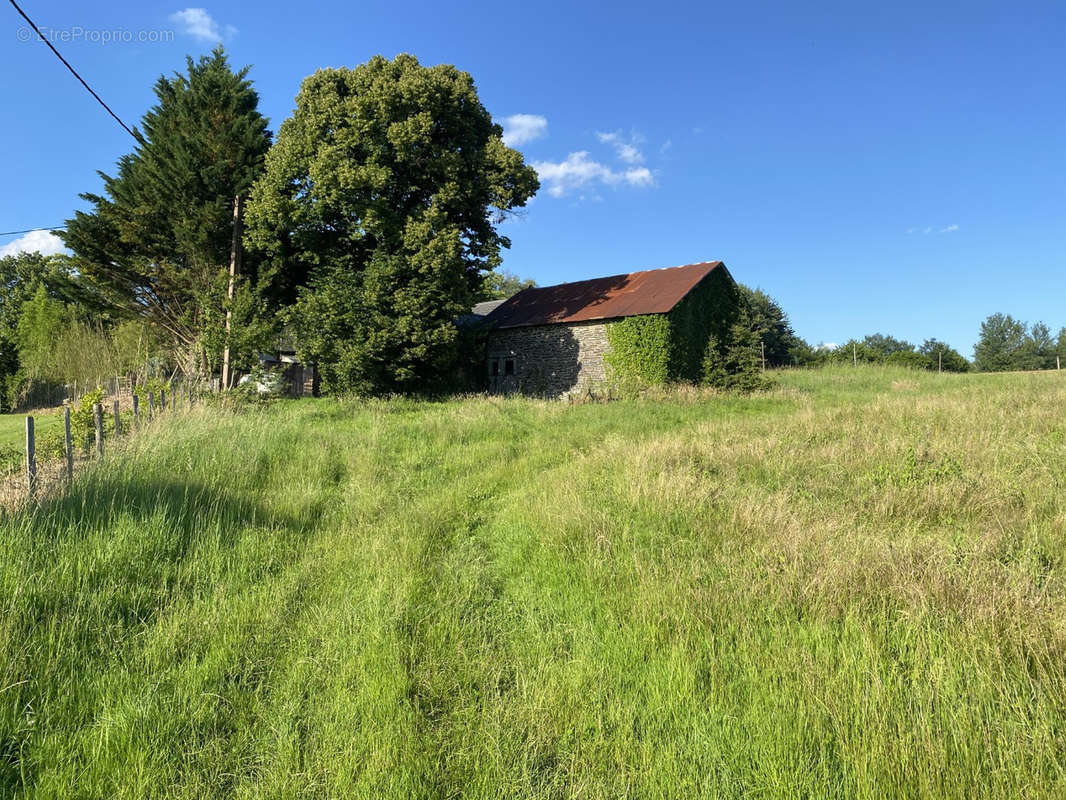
[70,389,104,453]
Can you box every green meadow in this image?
[0,411,61,450]
[2,365,1065,798]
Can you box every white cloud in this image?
[169,8,236,41]
[596,130,644,164]
[533,151,654,197]
[501,114,548,147]
[907,224,960,235]
[0,230,66,258]
[817,342,838,351]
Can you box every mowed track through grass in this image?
[2,366,1066,798]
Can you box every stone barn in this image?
[475,261,738,396]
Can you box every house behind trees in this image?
[471,261,740,396]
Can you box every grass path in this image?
[2,366,1066,797]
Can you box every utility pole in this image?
[853,342,857,367]
[938,348,942,373]
[221,195,243,391]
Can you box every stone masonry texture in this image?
[486,320,610,397]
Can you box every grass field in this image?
[2,365,1066,798]
[0,411,61,450]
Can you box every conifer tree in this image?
[61,47,273,377]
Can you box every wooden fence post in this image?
[132,394,140,429]
[64,406,73,481]
[25,416,36,497]
[93,403,104,456]
[148,392,154,422]
[170,385,176,411]
[160,388,166,413]
[113,399,121,438]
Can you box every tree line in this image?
[715,290,1066,376]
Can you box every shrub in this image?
[70,389,104,453]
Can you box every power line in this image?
[8,0,141,142]
[0,226,66,237]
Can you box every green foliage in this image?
[133,378,170,403]
[110,320,160,379]
[918,339,970,372]
[0,439,19,477]
[861,333,915,356]
[974,313,1028,371]
[226,365,286,405]
[867,445,965,488]
[971,313,1066,372]
[61,47,274,375]
[604,315,673,387]
[813,335,972,373]
[480,270,536,301]
[194,272,275,379]
[14,285,66,382]
[1022,321,1056,370]
[701,300,773,392]
[245,54,539,395]
[735,284,805,367]
[604,268,766,392]
[8,288,166,409]
[0,253,80,412]
[70,389,105,453]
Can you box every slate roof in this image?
[471,299,506,317]
[484,261,725,330]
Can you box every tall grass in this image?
[2,365,1065,797]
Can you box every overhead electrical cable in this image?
[7,0,142,142]
[0,226,67,236]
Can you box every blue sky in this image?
[2,1,1064,355]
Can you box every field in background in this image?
[0,410,61,450]
[2,365,1066,798]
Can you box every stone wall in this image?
[486,320,611,397]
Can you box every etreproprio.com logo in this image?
[17,26,175,44]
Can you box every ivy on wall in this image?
[603,314,672,385]
[605,266,763,390]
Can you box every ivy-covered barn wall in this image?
[604,266,742,387]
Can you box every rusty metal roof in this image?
[484,261,726,330]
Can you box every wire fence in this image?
[1,381,200,510]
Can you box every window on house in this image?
[504,359,515,376]
[491,360,500,376]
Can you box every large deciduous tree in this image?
[61,47,273,377]
[244,54,539,395]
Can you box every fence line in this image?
[12,382,198,507]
